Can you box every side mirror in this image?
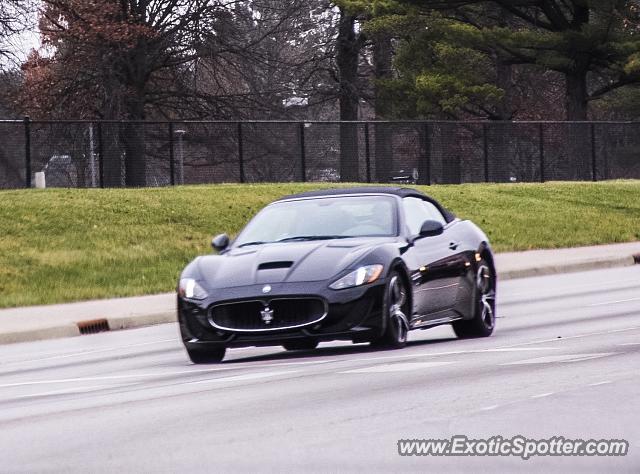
[419,220,444,238]
[211,233,230,252]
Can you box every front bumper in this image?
[178,280,386,349]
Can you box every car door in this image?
[401,197,468,319]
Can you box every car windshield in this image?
[234,195,397,247]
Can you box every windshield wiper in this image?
[276,235,352,243]
[238,236,352,247]
[237,241,271,248]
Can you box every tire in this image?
[186,346,226,364]
[452,258,496,338]
[282,340,319,351]
[372,270,410,349]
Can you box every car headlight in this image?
[178,278,208,300]
[329,264,384,290]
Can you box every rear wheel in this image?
[186,346,226,364]
[452,259,496,338]
[372,271,410,349]
[282,340,319,351]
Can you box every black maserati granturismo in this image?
[177,187,496,363]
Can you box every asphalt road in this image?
[1,266,639,473]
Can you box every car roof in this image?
[277,186,428,201]
[276,186,456,223]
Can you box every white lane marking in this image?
[250,360,335,368]
[502,353,616,365]
[13,384,124,400]
[480,347,558,352]
[198,360,333,371]
[480,405,500,411]
[565,354,618,362]
[607,327,640,334]
[499,326,640,349]
[0,338,178,366]
[617,342,640,346]
[352,351,463,363]
[341,361,455,374]
[589,297,640,307]
[188,371,297,385]
[588,381,612,387]
[349,346,559,364]
[0,367,239,389]
[0,358,338,390]
[531,392,554,399]
[0,339,265,369]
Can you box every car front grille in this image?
[208,298,328,332]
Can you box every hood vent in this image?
[258,261,294,270]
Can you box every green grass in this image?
[1,182,639,308]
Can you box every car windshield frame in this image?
[233,194,400,248]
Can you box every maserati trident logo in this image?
[260,306,274,325]
[262,285,272,294]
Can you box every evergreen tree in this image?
[341,0,640,120]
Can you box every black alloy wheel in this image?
[374,271,410,349]
[452,258,496,338]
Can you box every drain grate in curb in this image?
[77,318,110,335]
[634,253,640,265]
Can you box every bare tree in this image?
[0,0,34,72]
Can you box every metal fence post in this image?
[364,123,371,183]
[483,123,489,183]
[97,122,104,188]
[604,147,610,180]
[422,122,432,185]
[24,116,31,188]
[299,122,306,182]
[237,122,245,183]
[590,123,597,182]
[168,122,175,186]
[539,123,545,183]
[88,123,97,187]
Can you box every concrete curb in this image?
[107,312,177,331]
[0,324,81,345]
[498,255,636,280]
[0,313,178,345]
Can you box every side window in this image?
[420,201,447,225]
[402,197,446,235]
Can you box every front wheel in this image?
[186,346,226,364]
[452,259,496,338]
[372,271,410,349]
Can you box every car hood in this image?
[195,237,395,289]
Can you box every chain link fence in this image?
[1,119,639,189]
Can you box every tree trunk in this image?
[491,58,515,182]
[564,72,590,180]
[122,87,147,187]
[373,34,393,182]
[336,9,360,182]
[566,72,589,121]
[101,123,124,187]
[495,59,514,120]
[121,38,148,187]
[122,123,146,187]
[493,5,515,122]
[417,123,431,185]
